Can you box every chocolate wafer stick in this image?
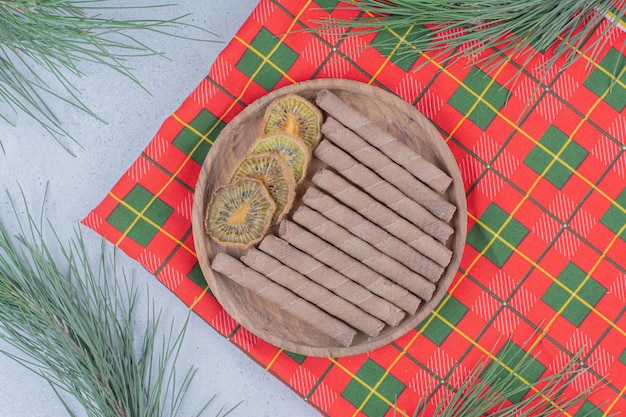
[316,88,452,193]
[240,248,385,337]
[303,186,444,282]
[314,140,454,244]
[279,220,422,314]
[258,235,405,327]
[312,168,453,268]
[292,205,436,301]
[322,117,456,221]
[211,252,357,347]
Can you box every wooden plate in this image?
[192,79,466,357]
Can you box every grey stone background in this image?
[0,2,320,416]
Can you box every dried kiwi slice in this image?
[249,133,311,183]
[205,178,276,249]
[261,94,322,150]
[232,152,296,223]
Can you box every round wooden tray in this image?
[192,79,467,357]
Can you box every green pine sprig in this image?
[405,336,609,417]
[322,0,625,88]
[0,1,217,153]
[0,189,237,417]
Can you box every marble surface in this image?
[0,2,320,416]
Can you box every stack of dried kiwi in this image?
[205,94,323,249]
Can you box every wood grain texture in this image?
[192,79,467,357]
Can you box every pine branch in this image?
[405,336,610,417]
[0,1,218,154]
[0,189,237,417]
[321,0,625,88]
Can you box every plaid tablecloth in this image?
[83,1,626,415]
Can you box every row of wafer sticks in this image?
[211,89,456,347]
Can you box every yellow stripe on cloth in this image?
[536,222,626,417]
[559,33,626,91]
[326,357,401,415]
[604,8,626,32]
[423,51,626,216]
[266,349,284,371]
[467,211,626,339]
[234,0,310,88]
[109,191,196,257]
[234,35,298,85]
[112,117,213,249]
[463,65,626,344]
[530,220,626,349]
[444,57,511,142]
[368,25,416,84]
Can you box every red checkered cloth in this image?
[83,1,626,415]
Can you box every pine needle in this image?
[321,0,625,89]
[0,1,218,154]
[405,336,610,417]
[0,189,237,417]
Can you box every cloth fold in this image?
[83,1,626,415]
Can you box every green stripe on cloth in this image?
[82,1,626,416]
